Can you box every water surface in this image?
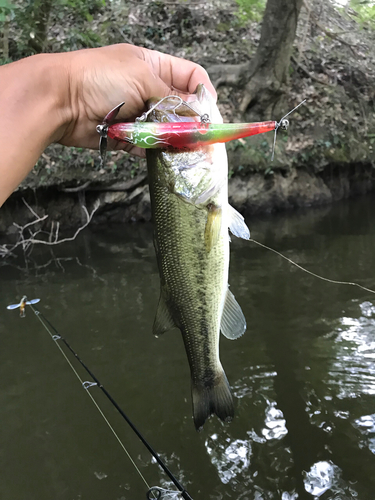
[1,195,375,500]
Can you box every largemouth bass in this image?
[146,84,250,430]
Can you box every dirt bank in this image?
[1,0,374,237]
[1,158,373,238]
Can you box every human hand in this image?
[0,44,216,205]
[59,44,217,157]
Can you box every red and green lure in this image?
[97,98,305,165]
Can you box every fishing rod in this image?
[9,298,193,500]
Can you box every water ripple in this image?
[353,413,375,455]
[326,301,375,398]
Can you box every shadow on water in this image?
[1,195,375,499]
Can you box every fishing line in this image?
[30,307,152,493]
[249,238,375,294]
[29,304,193,500]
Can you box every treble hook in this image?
[271,99,306,161]
[137,95,210,124]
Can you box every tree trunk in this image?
[2,15,10,60]
[28,0,54,53]
[240,0,303,117]
[208,0,304,119]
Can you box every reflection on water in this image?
[205,435,251,485]
[313,299,375,399]
[232,365,277,400]
[261,404,288,441]
[303,461,339,497]
[1,195,375,499]
[336,311,375,396]
[303,460,363,499]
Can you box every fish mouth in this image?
[146,84,215,125]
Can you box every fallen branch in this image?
[0,199,100,258]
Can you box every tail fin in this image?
[191,370,234,431]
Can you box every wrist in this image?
[0,53,72,205]
[0,53,72,146]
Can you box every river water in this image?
[1,194,375,500]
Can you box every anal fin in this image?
[220,288,246,340]
[153,293,175,337]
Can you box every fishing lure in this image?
[97,96,306,166]
[7,296,40,318]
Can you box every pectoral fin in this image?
[228,205,250,240]
[204,205,222,252]
[195,177,226,205]
[220,288,247,340]
[153,293,175,337]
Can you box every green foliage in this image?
[348,0,375,30]
[0,0,16,22]
[57,0,105,23]
[62,27,102,50]
[235,0,266,24]
[1,0,106,61]
[0,0,16,11]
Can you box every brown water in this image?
[1,194,375,500]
